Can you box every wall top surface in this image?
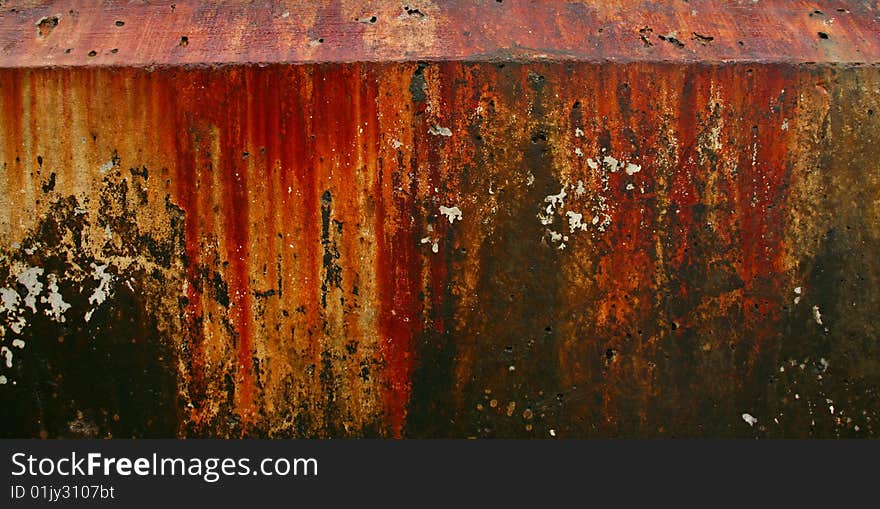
[1,0,879,68]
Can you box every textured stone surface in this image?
[0,1,878,438]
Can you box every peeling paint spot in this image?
[625,162,641,175]
[17,267,44,313]
[439,205,462,223]
[0,288,20,315]
[565,211,588,233]
[41,274,70,322]
[428,125,452,136]
[602,155,621,172]
[84,263,114,322]
[812,305,823,326]
[544,187,567,211]
[742,413,758,426]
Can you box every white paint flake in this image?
[0,288,19,315]
[41,274,70,322]
[84,263,114,322]
[574,128,584,138]
[794,286,802,305]
[0,375,6,384]
[812,305,823,326]
[99,159,115,173]
[544,187,567,211]
[602,155,621,172]
[742,413,758,426]
[1,346,12,368]
[439,206,462,224]
[625,163,641,175]
[12,339,24,349]
[428,125,452,137]
[538,187,568,227]
[565,211,588,233]
[17,267,44,313]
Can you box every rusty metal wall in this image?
[1,1,879,438]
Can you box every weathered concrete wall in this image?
[1,1,879,438]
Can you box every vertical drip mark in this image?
[289,66,321,430]
[225,71,254,424]
[733,67,794,353]
[375,65,425,438]
[0,70,24,240]
[165,72,207,419]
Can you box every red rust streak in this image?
[732,67,794,355]
[163,70,208,410]
[225,70,255,420]
[375,71,421,437]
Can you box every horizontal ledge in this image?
[1,0,879,68]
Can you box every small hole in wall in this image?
[36,15,59,38]
[868,109,874,116]
[87,50,97,57]
[179,35,189,47]
[64,48,71,54]
[115,20,124,27]
[110,48,118,54]
[818,32,829,39]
